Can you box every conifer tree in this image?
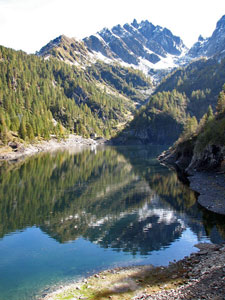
[18,119,27,140]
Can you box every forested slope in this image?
[116,57,225,145]
[159,85,225,172]
[0,45,151,145]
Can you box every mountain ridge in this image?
[37,14,225,86]
[37,19,190,83]
[83,19,187,69]
[1,15,225,147]
[188,14,225,59]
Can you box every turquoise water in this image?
[0,146,224,300]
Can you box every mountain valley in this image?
[1,14,225,151]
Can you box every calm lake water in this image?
[0,145,224,300]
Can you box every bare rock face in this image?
[189,15,225,59]
[159,140,225,175]
[187,145,225,173]
[84,19,187,70]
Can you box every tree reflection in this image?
[0,146,224,255]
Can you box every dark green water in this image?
[0,145,224,300]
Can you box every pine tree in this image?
[18,119,27,140]
[26,123,34,140]
[216,89,225,114]
[206,105,214,121]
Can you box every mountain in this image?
[2,15,225,147]
[84,19,188,80]
[155,57,225,119]
[159,85,225,175]
[188,15,225,59]
[112,15,225,145]
[115,54,225,145]
[84,19,187,64]
[37,15,225,85]
[37,35,153,105]
[38,20,188,84]
[0,45,152,145]
[38,35,91,66]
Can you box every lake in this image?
[0,145,224,300]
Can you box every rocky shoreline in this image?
[40,243,225,300]
[158,146,225,216]
[0,134,108,163]
[188,171,225,215]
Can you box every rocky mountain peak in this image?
[216,14,225,29]
[198,35,205,42]
[37,35,90,65]
[83,19,187,81]
[188,14,225,59]
[131,18,138,28]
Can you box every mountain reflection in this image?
[0,146,224,254]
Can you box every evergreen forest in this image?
[0,45,151,145]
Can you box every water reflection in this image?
[0,146,224,255]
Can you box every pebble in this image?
[133,243,225,300]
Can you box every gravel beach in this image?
[41,243,225,300]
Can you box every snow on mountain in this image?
[37,15,225,85]
[188,14,225,59]
[83,19,188,81]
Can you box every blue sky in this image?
[0,0,225,53]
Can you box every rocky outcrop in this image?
[37,35,91,65]
[158,138,195,172]
[114,110,184,146]
[188,172,225,215]
[187,144,225,173]
[159,139,225,174]
[188,14,225,59]
[83,19,188,81]
[159,142,225,215]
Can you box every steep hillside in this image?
[114,90,188,145]
[116,55,225,145]
[188,15,225,59]
[156,57,225,119]
[87,61,153,105]
[0,45,152,145]
[37,35,153,104]
[159,85,225,172]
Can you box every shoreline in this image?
[158,152,225,216]
[188,171,225,215]
[0,134,107,163]
[40,243,225,300]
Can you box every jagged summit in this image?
[84,19,188,72]
[37,20,188,83]
[198,35,205,42]
[216,14,225,28]
[188,14,225,59]
[37,15,225,84]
